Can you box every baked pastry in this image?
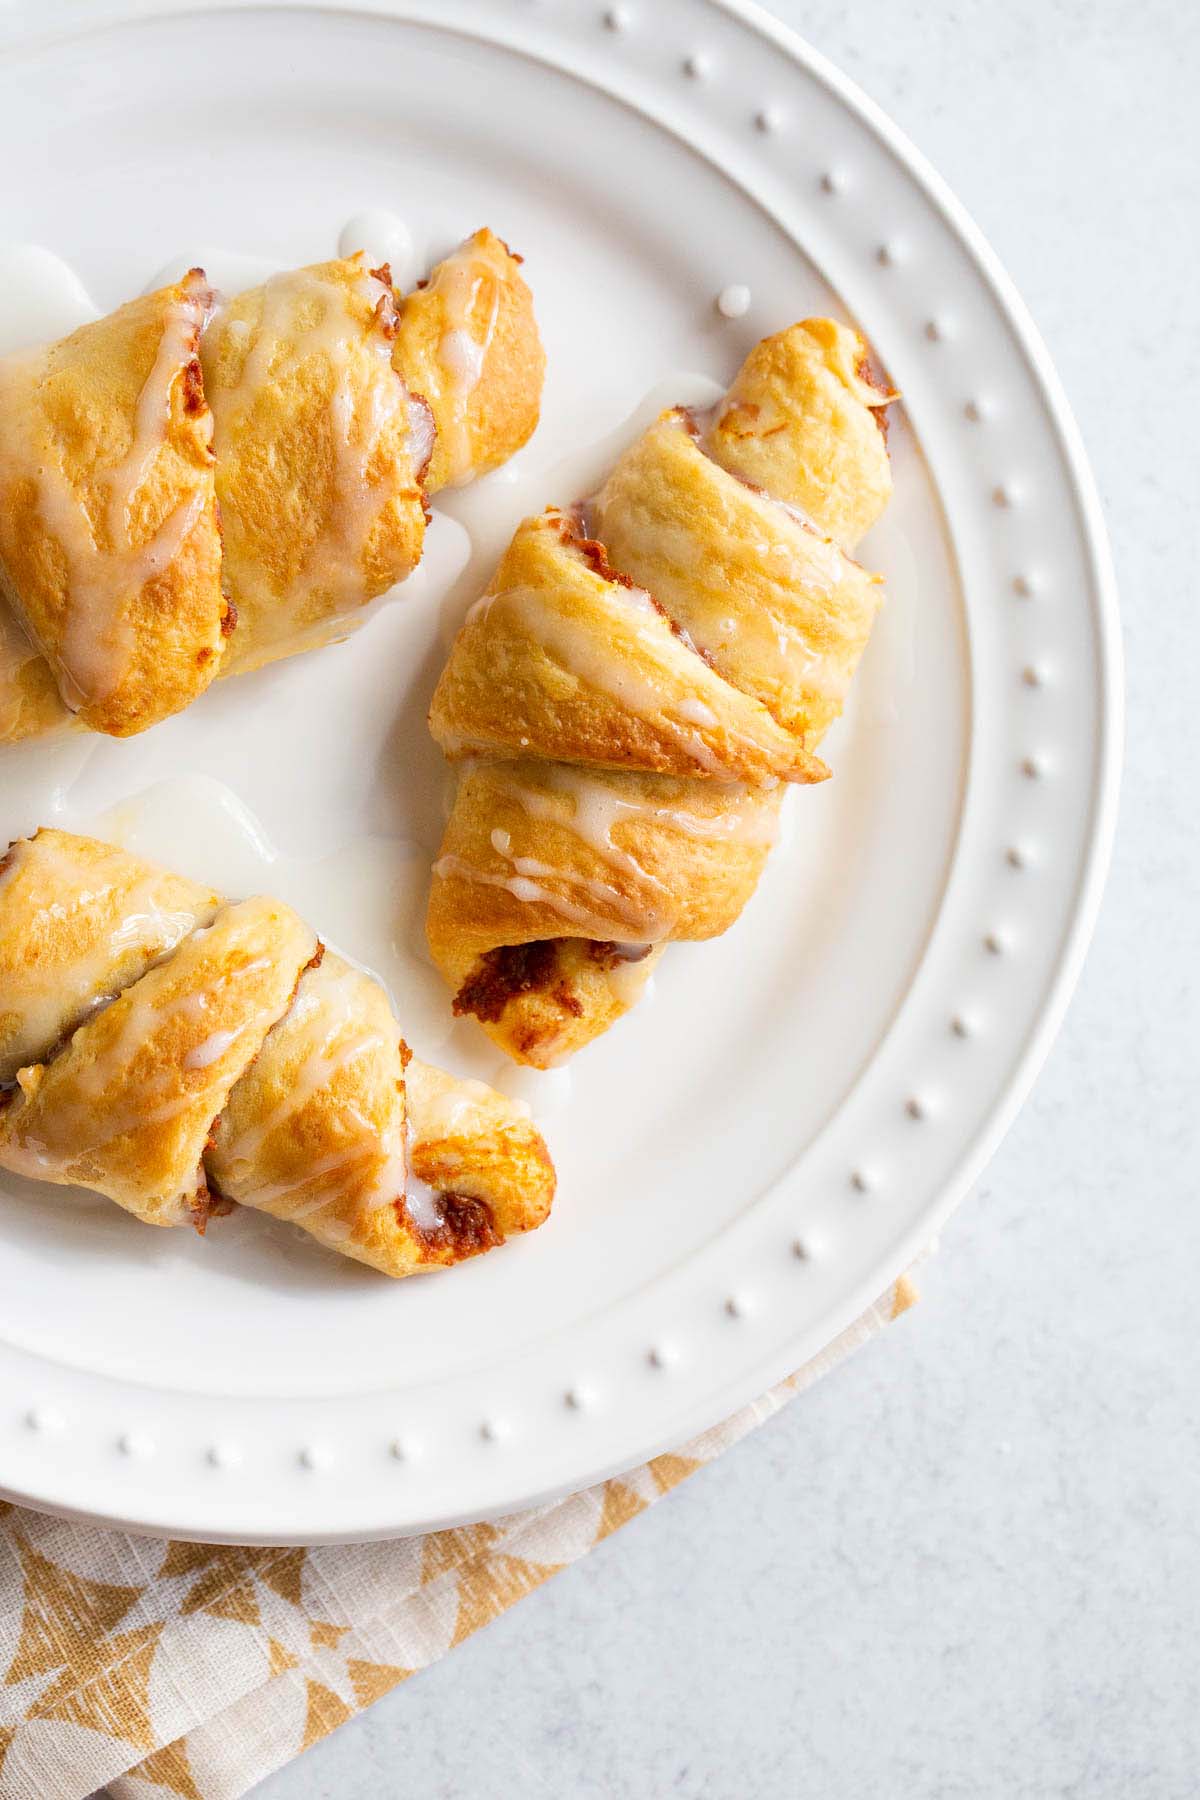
[392,227,545,493]
[0,829,554,1276]
[426,319,895,1066]
[0,270,225,739]
[200,256,432,674]
[0,231,544,740]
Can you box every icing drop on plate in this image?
[337,210,418,291]
[716,283,752,319]
[0,245,99,354]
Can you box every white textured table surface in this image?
[257,2,1199,1795]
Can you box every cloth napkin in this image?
[0,1274,916,1800]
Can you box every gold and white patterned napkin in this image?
[0,1275,916,1800]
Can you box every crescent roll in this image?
[0,829,554,1276]
[392,228,545,493]
[426,319,895,1067]
[200,255,434,674]
[0,270,225,738]
[0,230,545,742]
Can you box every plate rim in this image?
[0,0,1122,1542]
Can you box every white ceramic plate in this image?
[0,0,1119,1543]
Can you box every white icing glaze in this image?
[402,1120,444,1232]
[206,259,418,652]
[428,245,502,488]
[440,327,486,387]
[407,1073,495,1142]
[430,370,724,623]
[215,963,386,1175]
[448,765,778,949]
[0,245,100,356]
[3,924,276,1189]
[0,273,212,713]
[0,843,215,1081]
[716,283,752,319]
[337,210,418,291]
[602,944,662,1008]
[184,1027,242,1070]
[492,576,748,770]
[598,413,877,711]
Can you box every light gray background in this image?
[257,2,1200,1795]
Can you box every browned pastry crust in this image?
[0,829,554,1276]
[392,228,545,494]
[0,231,547,743]
[425,318,897,1066]
[201,256,432,675]
[0,271,225,738]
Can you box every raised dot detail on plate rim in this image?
[207,1442,242,1471]
[906,1095,929,1121]
[25,1406,63,1434]
[118,1431,153,1460]
[754,105,782,133]
[299,1443,330,1471]
[820,168,845,195]
[602,3,631,28]
[682,50,710,78]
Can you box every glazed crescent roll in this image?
[426,319,895,1067]
[200,255,434,674]
[392,228,545,493]
[0,269,225,738]
[0,829,554,1276]
[0,230,544,742]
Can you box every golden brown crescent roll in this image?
[426,319,895,1067]
[0,269,226,738]
[391,228,545,493]
[200,255,434,674]
[0,829,554,1275]
[0,229,546,742]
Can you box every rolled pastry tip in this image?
[426,317,896,1067]
[0,270,227,738]
[0,829,554,1276]
[201,255,435,675]
[702,317,895,550]
[392,227,546,493]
